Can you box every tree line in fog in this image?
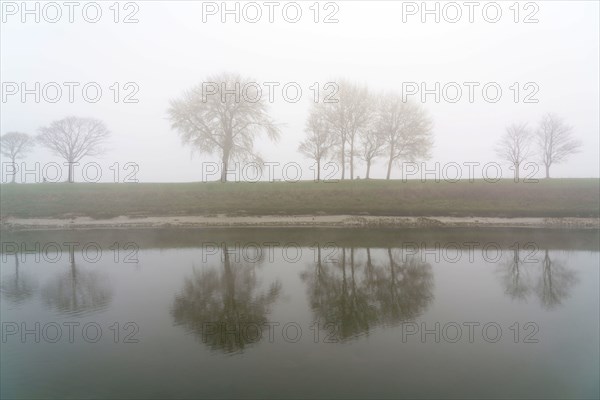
[1,72,581,183]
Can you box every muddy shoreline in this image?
[1,215,598,231]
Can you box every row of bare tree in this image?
[0,117,110,183]
[168,73,581,181]
[1,73,582,183]
[298,80,433,180]
[168,73,433,182]
[495,114,581,179]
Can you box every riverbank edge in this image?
[1,215,598,231]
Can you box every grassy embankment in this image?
[0,179,598,219]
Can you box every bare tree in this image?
[358,126,385,179]
[377,94,433,180]
[37,117,110,183]
[299,104,337,181]
[535,113,581,178]
[168,72,280,182]
[323,80,372,180]
[495,123,532,181]
[0,132,34,183]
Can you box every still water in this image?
[1,228,598,399]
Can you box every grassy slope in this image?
[0,179,598,219]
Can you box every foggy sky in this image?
[1,0,598,182]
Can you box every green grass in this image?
[0,179,598,219]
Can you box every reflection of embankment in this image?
[2,215,600,233]
[171,244,281,354]
[301,246,434,341]
[4,227,598,253]
[497,249,578,310]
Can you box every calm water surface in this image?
[1,228,598,399]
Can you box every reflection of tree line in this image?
[300,247,434,341]
[172,245,581,353]
[0,244,580,353]
[498,248,578,310]
[171,245,434,352]
[1,247,112,315]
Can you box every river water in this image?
[1,228,598,399]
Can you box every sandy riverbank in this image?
[1,215,598,231]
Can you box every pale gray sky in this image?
[1,0,598,182]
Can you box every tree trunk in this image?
[545,163,550,179]
[366,160,371,179]
[11,156,16,183]
[69,247,77,310]
[221,148,230,183]
[222,244,236,312]
[387,248,396,292]
[67,161,74,183]
[349,139,354,180]
[386,153,393,180]
[365,248,373,284]
[350,247,356,293]
[514,162,520,182]
[340,141,346,180]
[317,244,321,266]
[316,159,321,181]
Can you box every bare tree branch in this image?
[358,125,385,179]
[168,72,281,182]
[321,80,372,180]
[298,103,338,181]
[0,132,34,183]
[535,113,581,178]
[37,117,110,183]
[495,123,532,180]
[376,94,433,180]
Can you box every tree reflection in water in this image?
[498,248,532,301]
[1,254,37,305]
[301,246,434,341]
[172,244,281,354]
[41,247,113,316]
[537,249,578,310]
[497,248,578,309]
